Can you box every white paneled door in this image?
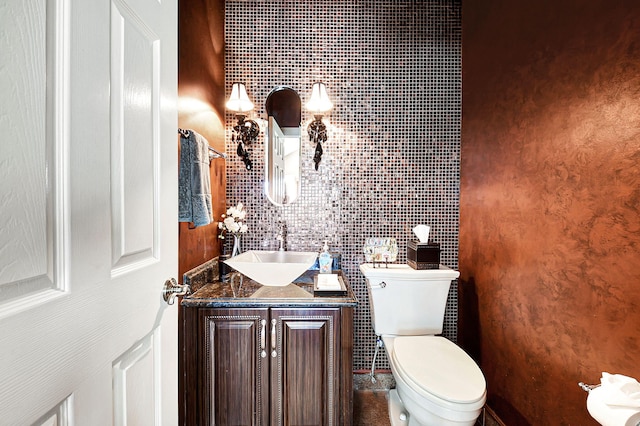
[0,0,178,424]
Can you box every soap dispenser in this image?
[318,241,332,274]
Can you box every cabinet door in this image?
[270,308,341,426]
[201,308,270,426]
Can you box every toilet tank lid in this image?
[359,263,460,281]
[393,336,486,404]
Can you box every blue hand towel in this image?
[179,129,213,227]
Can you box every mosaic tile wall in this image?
[225,0,461,370]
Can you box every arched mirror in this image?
[264,87,302,205]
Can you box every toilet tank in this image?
[360,263,460,336]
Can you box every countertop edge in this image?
[181,298,359,308]
[181,268,358,308]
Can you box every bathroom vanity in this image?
[181,259,357,425]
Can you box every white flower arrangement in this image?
[218,202,248,240]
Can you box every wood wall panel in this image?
[460,1,640,424]
[177,0,226,282]
[178,2,225,425]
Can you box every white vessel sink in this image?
[223,250,318,287]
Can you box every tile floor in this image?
[354,390,390,426]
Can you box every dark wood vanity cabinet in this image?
[183,305,353,426]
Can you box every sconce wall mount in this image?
[308,115,327,170]
[306,82,333,171]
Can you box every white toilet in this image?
[360,263,486,426]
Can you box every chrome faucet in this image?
[276,222,287,251]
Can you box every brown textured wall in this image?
[460,1,640,424]
[177,0,226,281]
[178,1,225,424]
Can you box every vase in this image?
[232,235,241,257]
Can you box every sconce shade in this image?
[306,82,333,113]
[226,82,254,113]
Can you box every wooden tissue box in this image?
[407,240,440,270]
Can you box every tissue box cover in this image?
[407,240,440,270]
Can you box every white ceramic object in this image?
[360,263,486,426]
[360,263,459,336]
[224,250,317,287]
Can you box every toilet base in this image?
[388,389,409,426]
[388,387,481,426]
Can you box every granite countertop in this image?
[181,258,358,308]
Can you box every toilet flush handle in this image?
[370,281,387,289]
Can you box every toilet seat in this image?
[391,336,486,407]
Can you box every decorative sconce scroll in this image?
[306,82,333,170]
[226,83,259,170]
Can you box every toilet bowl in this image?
[360,263,486,426]
[384,335,486,426]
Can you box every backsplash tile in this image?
[225,0,461,370]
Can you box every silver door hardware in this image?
[162,278,190,305]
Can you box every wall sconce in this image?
[306,82,333,170]
[226,82,259,170]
